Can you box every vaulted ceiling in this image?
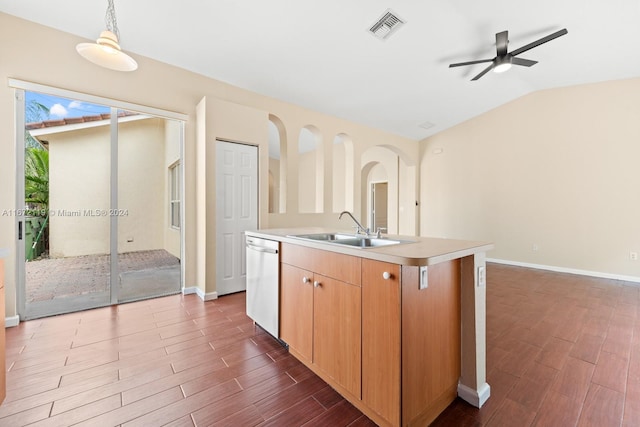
[2,0,639,140]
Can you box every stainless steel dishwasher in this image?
[245,235,280,338]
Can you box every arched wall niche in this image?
[268,170,276,214]
[360,144,417,235]
[360,161,390,232]
[332,133,354,213]
[360,151,399,234]
[265,117,416,235]
[377,143,416,166]
[298,125,323,213]
[268,114,287,213]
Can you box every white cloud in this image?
[49,103,68,118]
[68,100,83,109]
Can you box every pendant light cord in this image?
[105,0,120,40]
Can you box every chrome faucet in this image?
[339,211,369,236]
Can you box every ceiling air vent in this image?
[419,121,435,130]
[369,9,406,40]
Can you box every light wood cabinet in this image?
[362,259,401,426]
[280,244,362,398]
[401,261,461,426]
[313,273,361,397]
[280,243,461,427]
[279,263,314,362]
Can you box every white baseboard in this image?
[182,286,217,301]
[458,382,491,408]
[5,315,19,328]
[487,258,640,284]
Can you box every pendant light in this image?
[76,0,138,72]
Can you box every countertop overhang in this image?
[245,228,493,267]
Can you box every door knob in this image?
[382,271,391,280]
[302,276,310,284]
[313,281,321,288]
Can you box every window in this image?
[169,162,180,229]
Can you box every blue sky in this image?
[25,91,110,122]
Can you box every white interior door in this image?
[215,140,258,295]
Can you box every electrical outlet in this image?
[532,244,539,251]
[477,266,486,287]
[631,252,638,261]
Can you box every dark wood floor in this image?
[1,263,639,426]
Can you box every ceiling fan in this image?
[449,28,568,81]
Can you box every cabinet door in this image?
[362,259,401,426]
[313,274,361,398]
[280,263,314,362]
[402,261,461,425]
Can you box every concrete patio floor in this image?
[24,249,181,319]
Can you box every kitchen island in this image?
[245,228,493,427]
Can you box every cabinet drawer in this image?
[281,243,361,286]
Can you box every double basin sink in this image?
[288,232,414,249]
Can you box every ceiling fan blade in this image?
[449,58,493,68]
[510,28,568,57]
[471,64,494,81]
[496,31,508,56]
[511,57,538,67]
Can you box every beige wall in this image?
[47,124,110,257]
[420,78,640,279]
[164,119,181,258]
[332,141,346,213]
[118,118,166,254]
[198,97,268,298]
[1,12,418,318]
[4,12,632,321]
[268,157,280,214]
[298,150,317,213]
[46,117,173,258]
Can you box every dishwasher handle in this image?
[246,243,279,255]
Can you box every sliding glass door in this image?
[116,109,182,303]
[15,85,184,320]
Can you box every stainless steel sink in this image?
[329,237,404,248]
[288,233,413,248]
[287,233,354,242]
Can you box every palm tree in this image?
[25,147,49,216]
[26,100,49,149]
[24,97,51,259]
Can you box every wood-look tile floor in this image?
[2,263,639,426]
[433,263,640,427]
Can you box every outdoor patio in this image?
[24,249,181,319]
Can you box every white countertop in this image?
[246,228,493,267]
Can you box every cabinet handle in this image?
[313,281,321,288]
[382,271,391,280]
[302,276,310,284]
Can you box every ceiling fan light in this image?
[493,56,512,73]
[493,63,512,73]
